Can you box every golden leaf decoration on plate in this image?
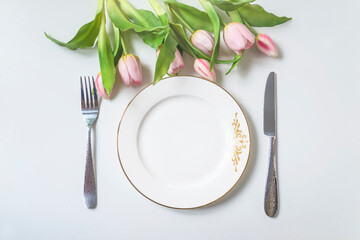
[232,112,248,172]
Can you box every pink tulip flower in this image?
[95,72,110,99]
[193,59,216,82]
[118,54,142,87]
[256,33,278,57]
[223,22,255,55]
[156,47,184,75]
[190,30,215,56]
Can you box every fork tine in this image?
[92,76,98,108]
[87,76,94,108]
[84,76,90,108]
[80,77,85,109]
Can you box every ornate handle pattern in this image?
[84,127,97,209]
[264,136,278,217]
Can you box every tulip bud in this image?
[190,30,215,56]
[156,47,184,75]
[256,34,278,57]
[223,22,255,55]
[118,54,142,87]
[95,72,110,99]
[194,59,216,82]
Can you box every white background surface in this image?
[0,0,359,239]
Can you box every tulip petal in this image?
[194,59,216,81]
[224,22,255,53]
[118,56,131,87]
[168,62,176,75]
[135,57,143,85]
[256,34,278,57]
[226,31,246,52]
[191,30,215,56]
[125,55,142,86]
[168,66,178,75]
[156,46,183,76]
[166,48,184,75]
[173,49,184,69]
[175,49,184,69]
[237,23,255,47]
[95,72,110,99]
[169,62,180,75]
[224,23,246,52]
[131,55,142,86]
[234,50,243,56]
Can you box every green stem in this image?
[243,19,258,35]
[120,32,128,55]
[170,7,195,33]
[216,59,239,64]
[113,24,120,53]
[218,14,228,26]
[238,11,258,35]
[228,10,243,23]
[165,4,174,22]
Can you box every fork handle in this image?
[264,136,278,217]
[84,127,97,209]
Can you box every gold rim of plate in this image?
[116,75,252,210]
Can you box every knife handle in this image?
[264,136,278,217]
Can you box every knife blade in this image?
[264,72,276,136]
[263,72,278,217]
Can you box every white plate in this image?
[117,76,251,209]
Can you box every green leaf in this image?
[210,0,254,11]
[113,25,123,66]
[98,15,116,95]
[118,0,168,48]
[162,0,213,32]
[119,0,162,28]
[199,0,220,70]
[107,0,142,31]
[154,34,178,84]
[225,53,243,75]
[149,0,169,25]
[106,0,168,48]
[137,28,169,49]
[44,7,103,50]
[239,4,291,27]
[107,0,166,32]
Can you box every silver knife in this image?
[264,72,278,217]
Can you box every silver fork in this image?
[80,76,98,209]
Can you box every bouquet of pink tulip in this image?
[45,0,290,99]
